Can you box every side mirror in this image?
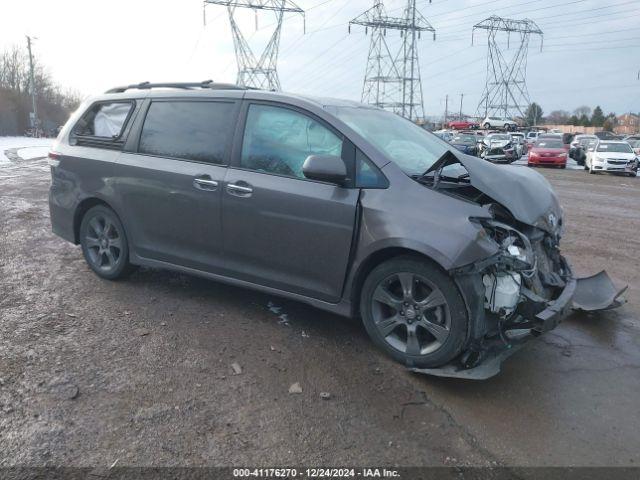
[302,155,348,185]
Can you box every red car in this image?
[448,120,479,130]
[528,138,567,168]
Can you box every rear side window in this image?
[73,101,134,139]
[139,101,236,164]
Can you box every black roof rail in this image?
[105,80,250,94]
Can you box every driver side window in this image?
[240,104,343,179]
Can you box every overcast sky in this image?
[2,0,639,118]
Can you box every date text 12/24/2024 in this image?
[233,468,400,478]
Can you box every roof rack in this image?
[105,80,249,94]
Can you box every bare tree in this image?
[573,106,592,118]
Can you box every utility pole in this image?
[349,0,435,123]
[472,16,543,120]
[203,1,304,91]
[26,35,39,134]
[444,94,449,127]
[459,93,464,120]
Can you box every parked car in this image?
[448,120,479,130]
[528,138,568,168]
[478,133,517,162]
[561,133,575,152]
[569,135,598,165]
[623,134,640,143]
[433,129,455,142]
[449,133,480,156]
[585,140,639,176]
[48,81,584,375]
[525,130,543,149]
[594,131,619,140]
[628,139,640,156]
[510,132,526,157]
[481,116,518,130]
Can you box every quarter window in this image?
[356,149,387,188]
[73,101,134,139]
[139,101,236,164]
[240,104,343,179]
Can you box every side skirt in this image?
[130,254,353,318]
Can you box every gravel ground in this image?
[1,143,639,468]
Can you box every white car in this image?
[479,133,517,162]
[628,139,640,156]
[510,132,526,158]
[481,116,518,130]
[586,140,639,176]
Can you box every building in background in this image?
[615,113,639,135]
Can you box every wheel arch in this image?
[73,197,116,244]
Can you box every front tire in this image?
[484,123,491,129]
[360,257,468,368]
[80,205,135,280]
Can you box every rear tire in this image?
[484,123,491,129]
[80,205,135,280]
[360,257,468,368]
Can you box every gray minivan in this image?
[49,81,578,374]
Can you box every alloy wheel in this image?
[84,214,123,272]
[370,272,451,356]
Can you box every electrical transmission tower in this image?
[203,1,304,91]
[472,16,542,120]
[349,1,435,123]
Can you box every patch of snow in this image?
[0,137,53,165]
[17,146,51,160]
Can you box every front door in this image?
[222,103,359,302]
[116,99,239,273]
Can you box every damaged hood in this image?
[456,153,562,233]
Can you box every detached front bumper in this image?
[533,264,576,332]
[412,261,627,379]
[411,279,576,380]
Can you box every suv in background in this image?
[481,116,518,130]
[48,81,577,374]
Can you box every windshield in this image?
[332,106,449,175]
[453,135,476,143]
[596,143,633,153]
[489,134,510,141]
[535,140,563,149]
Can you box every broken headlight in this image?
[471,218,537,316]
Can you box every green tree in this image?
[579,114,591,127]
[591,106,605,127]
[568,115,579,126]
[526,102,544,126]
[603,119,614,132]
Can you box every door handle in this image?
[226,183,253,197]
[193,176,219,191]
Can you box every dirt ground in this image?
[1,146,639,468]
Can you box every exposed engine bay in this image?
[410,151,626,379]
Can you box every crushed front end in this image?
[452,215,575,371]
[411,151,625,379]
